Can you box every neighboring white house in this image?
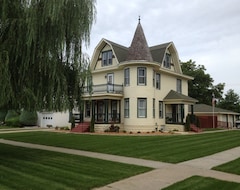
[81,20,198,132]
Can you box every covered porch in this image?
[92,99,121,124]
[164,90,198,127]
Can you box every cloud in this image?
[85,0,240,94]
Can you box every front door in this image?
[107,73,114,92]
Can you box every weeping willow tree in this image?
[0,0,96,111]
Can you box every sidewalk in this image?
[0,135,240,189]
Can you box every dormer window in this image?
[102,50,112,66]
[164,53,171,69]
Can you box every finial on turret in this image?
[138,15,141,23]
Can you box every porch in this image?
[92,99,121,124]
[164,90,198,126]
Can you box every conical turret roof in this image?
[126,19,153,62]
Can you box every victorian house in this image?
[82,20,197,132]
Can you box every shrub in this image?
[185,114,200,131]
[5,110,20,127]
[0,110,7,123]
[19,110,38,126]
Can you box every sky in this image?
[84,0,240,95]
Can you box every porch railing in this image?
[84,84,123,94]
[94,113,120,124]
[165,113,184,124]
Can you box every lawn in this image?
[213,158,240,175]
[0,130,239,163]
[162,176,240,190]
[0,143,151,190]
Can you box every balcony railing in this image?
[84,84,123,94]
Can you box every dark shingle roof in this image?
[126,22,153,62]
[150,42,171,63]
[164,90,198,104]
[105,39,128,63]
[191,104,239,114]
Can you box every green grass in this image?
[162,176,240,190]
[0,130,240,163]
[0,143,151,190]
[213,158,240,175]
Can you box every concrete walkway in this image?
[0,131,240,189]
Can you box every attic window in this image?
[164,53,171,69]
[102,50,112,66]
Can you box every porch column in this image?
[181,104,184,123]
[104,99,108,123]
[118,100,121,123]
[92,100,96,122]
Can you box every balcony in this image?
[84,84,123,95]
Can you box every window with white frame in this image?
[159,101,163,118]
[177,79,182,93]
[164,53,171,69]
[124,68,130,86]
[153,70,155,87]
[153,98,155,118]
[156,73,161,89]
[137,67,146,85]
[124,98,129,118]
[102,50,112,66]
[138,98,147,118]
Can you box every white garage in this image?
[37,111,71,128]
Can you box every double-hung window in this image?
[138,98,147,118]
[159,101,163,118]
[124,68,130,86]
[124,98,129,118]
[137,67,146,85]
[164,53,171,69]
[102,50,112,66]
[177,79,182,93]
[153,98,155,118]
[156,73,160,89]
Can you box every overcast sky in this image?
[85,0,240,95]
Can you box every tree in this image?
[0,0,96,111]
[181,60,225,105]
[218,89,240,113]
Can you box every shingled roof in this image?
[164,90,198,104]
[105,39,128,63]
[150,42,171,63]
[126,20,153,62]
[191,104,239,114]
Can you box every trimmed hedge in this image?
[5,110,20,127]
[19,110,38,126]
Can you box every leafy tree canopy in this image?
[218,89,240,113]
[181,60,225,105]
[0,0,96,111]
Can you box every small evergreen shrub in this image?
[19,110,38,126]
[185,114,200,131]
[5,110,20,127]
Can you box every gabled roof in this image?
[126,21,153,62]
[104,39,128,63]
[191,104,240,115]
[150,42,171,63]
[164,90,198,104]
